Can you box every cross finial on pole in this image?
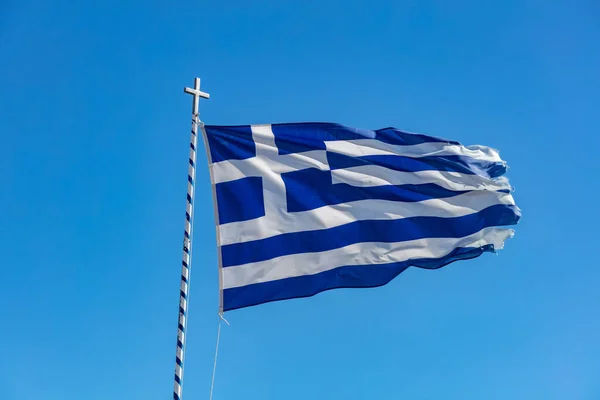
[184,77,210,116]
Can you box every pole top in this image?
[184,77,210,116]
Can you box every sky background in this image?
[2,1,600,399]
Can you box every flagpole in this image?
[173,77,210,400]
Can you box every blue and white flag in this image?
[201,123,521,312]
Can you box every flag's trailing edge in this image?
[200,122,521,312]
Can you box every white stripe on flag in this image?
[325,139,503,162]
[331,165,510,192]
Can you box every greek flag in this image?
[201,123,521,312]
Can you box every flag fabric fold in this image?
[201,122,521,312]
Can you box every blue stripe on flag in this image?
[283,168,468,213]
[376,127,460,146]
[222,243,496,311]
[327,152,507,178]
[271,123,459,155]
[221,204,520,267]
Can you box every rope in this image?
[209,314,229,400]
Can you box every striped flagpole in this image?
[174,78,210,400]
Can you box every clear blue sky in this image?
[2,1,600,399]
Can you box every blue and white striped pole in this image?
[174,78,210,400]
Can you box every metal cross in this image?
[184,77,210,116]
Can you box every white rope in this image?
[209,314,229,400]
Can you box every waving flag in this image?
[201,123,521,312]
